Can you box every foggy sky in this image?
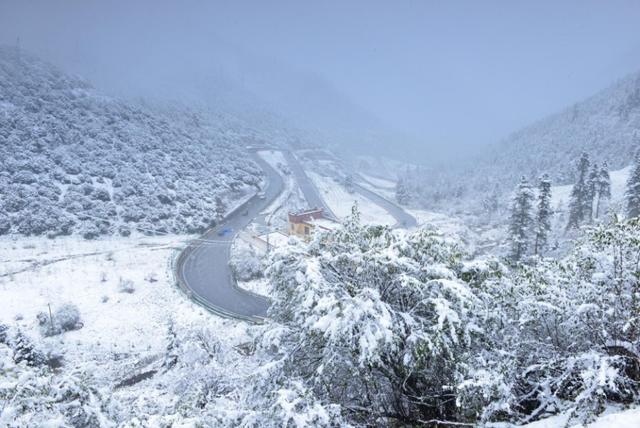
[2,0,640,160]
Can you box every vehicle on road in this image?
[217,227,233,237]
[257,192,266,200]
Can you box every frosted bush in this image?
[37,303,82,336]
[230,241,263,282]
[118,278,135,293]
[55,303,82,332]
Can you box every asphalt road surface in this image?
[175,152,284,322]
[352,182,417,229]
[283,151,338,219]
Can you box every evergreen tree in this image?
[585,162,599,223]
[0,323,8,344]
[626,153,640,218]
[534,174,552,256]
[163,320,179,370]
[395,177,411,205]
[12,330,47,367]
[566,152,591,230]
[214,196,226,222]
[595,162,611,219]
[509,176,534,261]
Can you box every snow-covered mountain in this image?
[0,46,268,238]
[484,70,640,185]
[405,70,640,214]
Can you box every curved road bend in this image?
[351,182,417,229]
[283,151,338,220]
[175,152,284,322]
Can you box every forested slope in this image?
[404,70,640,214]
[0,46,264,237]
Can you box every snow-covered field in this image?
[0,235,253,376]
[256,150,287,173]
[359,173,396,190]
[307,171,396,226]
[356,174,397,200]
[355,154,420,181]
[510,406,640,428]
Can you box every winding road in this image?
[175,149,416,322]
[351,182,417,229]
[174,152,283,322]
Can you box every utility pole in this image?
[47,303,54,331]
[266,220,271,254]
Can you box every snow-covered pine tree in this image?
[534,174,552,256]
[395,177,411,205]
[586,162,599,223]
[0,323,8,344]
[566,152,591,230]
[625,153,640,218]
[163,319,179,370]
[509,176,534,261]
[595,162,611,219]
[12,330,46,367]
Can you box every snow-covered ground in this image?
[356,174,397,200]
[359,173,396,190]
[0,235,254,378]
[257,149,288,174]
[490,406,640,428]
[238,278,270,297]
[307,171,395,226]
[408,209,480,251]
[355,154,420,181]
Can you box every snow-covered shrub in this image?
[103,322,245,425]
[37,303,83,336]
[0,214,11,234]
[256,208,486,425]
[459,217,640,424]
[230,240,263,282]
[0,357,107,427]
[265,380,348,427]
[55,303,82,332]
[144,272,158,283]
[118,278,135,294]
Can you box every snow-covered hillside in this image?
[0,46,266,238]
[487,71,640,184]
[307,171,396,226]
[403,70,640,215]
